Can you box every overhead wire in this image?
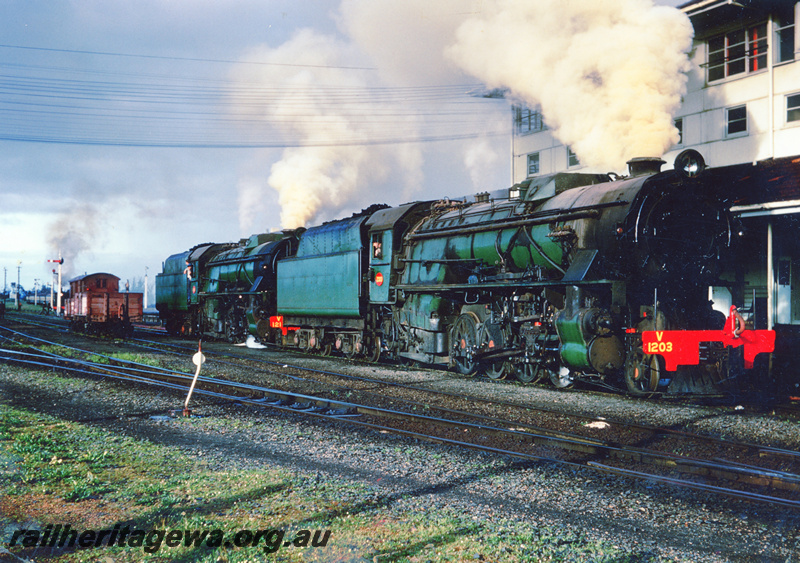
[0,43,378,70]
[0,45,509,148]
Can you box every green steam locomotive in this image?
[156,150,772,396]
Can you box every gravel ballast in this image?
[1,352,799,562]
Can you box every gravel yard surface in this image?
[1,348,799,561]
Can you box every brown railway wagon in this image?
[65,273,143,336]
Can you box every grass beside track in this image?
[0,395,662,562]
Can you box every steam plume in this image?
[46,204,99,280]
[447,0,693,171]
[337,0,476,87]
[234,0,691,228]
[231,29,422,229]
[464,138,502,188]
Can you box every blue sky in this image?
[0,0,689,292]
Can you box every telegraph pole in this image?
[144,266,149,310]
[15,261,21,310]
[33,278,39,306]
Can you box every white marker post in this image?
[182,341,205,417]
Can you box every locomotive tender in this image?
[157,150,775,396]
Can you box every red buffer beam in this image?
[641,306,775,371]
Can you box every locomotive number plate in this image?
[644,333,673,354]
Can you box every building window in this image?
[709,30,744,80]
[527,152,540,176]
[515,107,546,134]
[567,147,580,167]
[776,6,796,63]
[787,93,800,123]
[674,118,683,145]
[726,105,747,136]
[708,22,767,81]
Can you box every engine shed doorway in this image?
[728,198,800,396]
[729,201,800,329]
[697,154,800,397]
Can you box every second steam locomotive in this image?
[156,150,774,397]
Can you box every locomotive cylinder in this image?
[555,306,623,374]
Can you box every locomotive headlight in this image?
[674,149,706,179]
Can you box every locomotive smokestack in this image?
[627,157,666,177]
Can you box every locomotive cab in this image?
[365,202,435,306]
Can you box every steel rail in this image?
[129,334,800,463]
[4,323,800,507]
[19,347,793,510]
[587,463,800,509]
[120,330,800,467]
[3,343,800,504]
[8,318,800,474]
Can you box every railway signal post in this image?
[48,256,63,316]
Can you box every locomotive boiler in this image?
[391,152,739,394]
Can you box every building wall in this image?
[512,1,800,184]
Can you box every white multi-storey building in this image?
[512,0,800,182]
[509,1,800,377]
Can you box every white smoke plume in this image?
[46,204,100,281]
[231,2,512,231]
[268,144,380,229]
[337,0,479,87]
[233,0,690,228]
[447,0,693,171]
[231,29,423,229]
[464,137,502,188]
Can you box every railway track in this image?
[6,310,789,404]
[2,322,800,510]
[128,334,800,476]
